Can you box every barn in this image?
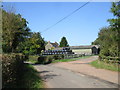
[53,45,100,55]
[45,41,100,55]
[70,45,100,55]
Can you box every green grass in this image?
[52,55,91,63]
[18,64,44,88]
[90,60,119,72]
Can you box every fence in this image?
[99,56,120,64]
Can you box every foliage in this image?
[2,9,45,55]
[37,55,52,64]
[18,32,45,55]
[2,54,43,88]
[59,36,69,47]
[2,7,45,89]
[108,2,120,29]
[37,55,65,64]
[92,2,120,59]
[107,2,120,57]
[2,10,30,53]
[37,56,45,64]
[2,53,28,88]
[92,27,118,57]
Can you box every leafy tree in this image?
[108,2,120,29]
[107,2,120,57]
[93,27,118,57]
[18,32,45,55]
[2,9,45,55]
[2,10,30,53]
[92,2,120,58]
[59,37,69,47]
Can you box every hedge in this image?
[38,55,53,64]
[2,53,28,88]
[37,55,65,64]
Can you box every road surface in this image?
[33,57,118,88]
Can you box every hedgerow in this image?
[2,53,28,88]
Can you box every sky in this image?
[3,2,114,46]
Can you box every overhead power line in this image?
[41,1,91,33]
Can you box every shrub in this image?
[44,55,53,64]
[38,55,53,64]
[37,56,46,64]
[2,53,28,88]
[37,54,65,64]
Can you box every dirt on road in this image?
[52,56,118,84]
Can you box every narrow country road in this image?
[33,56,118,88]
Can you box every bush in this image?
[37,55,53,64]
[38,56,46,64]
[37,55,65,64]
[44,55,53,64]
[2,53,28,88]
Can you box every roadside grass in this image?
[52,55,91,63]
[90,60,119,72]
[18,64,44,88]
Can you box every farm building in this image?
[53,45,100,55]
[91,46,100,55]
[69,45,100,55]
[45,41,100,55]
[45,41,59,50]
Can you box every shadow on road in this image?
[40,74,58,80]
[37,70,59,81]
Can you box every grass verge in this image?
[90,60,119,72]
[52,55,91,63]
[18,64,44,88]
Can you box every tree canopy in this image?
[59,37,69,47]
[17,32,45,55]
[2,9,45,55]
[2,10,30,53]
[92,2,120,58]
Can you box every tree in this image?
[92,2,120,58]
[2,10,30,53]
[108,2,120,29]
[59,37,69,47]
[2,8,45,55]
[107,2,120,57]
[92,27,118,57]
[18,32,45,55]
